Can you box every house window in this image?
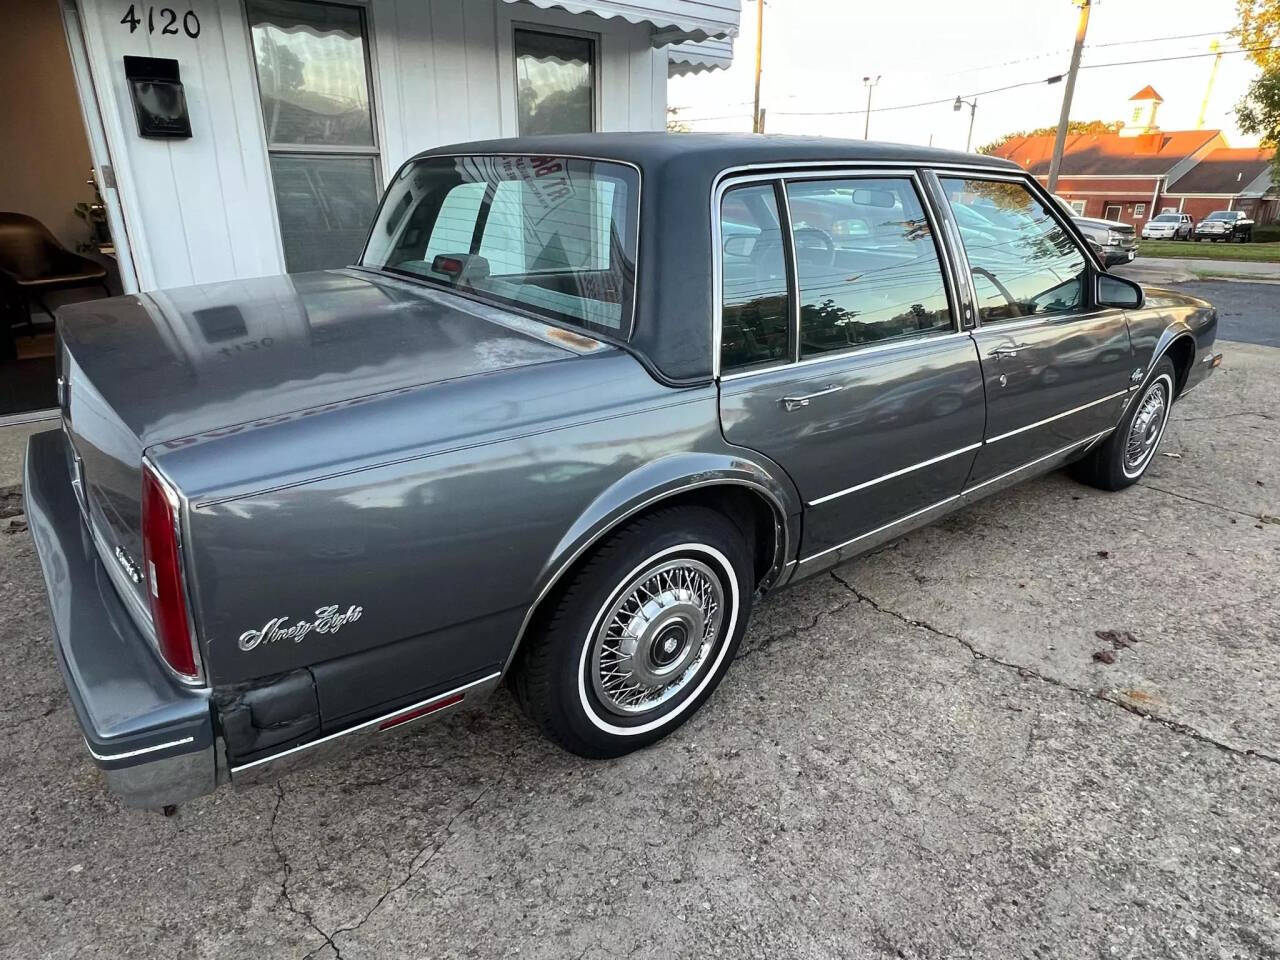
[1104,204,1122,221]
[1068,199,1086,216]
[248,0,381,273]
[1134,203,1146,218]
[514,28,596,135]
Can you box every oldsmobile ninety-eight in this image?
[25,134,1221,808]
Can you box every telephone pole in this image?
[863,75,881,139]
[1046,0,1091,194]
[752,0,764,133]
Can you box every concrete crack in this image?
[1172,411,1275,423]
[270,784,345,959]
[1140,482,1272,521]
[307,770,504,957]
[735,599,858,661]
[828,570,1280,768]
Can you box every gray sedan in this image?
[26,134,1221,809]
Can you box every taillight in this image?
[141,462,201,681]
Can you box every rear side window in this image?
[941,177,1087,325]
[720,183,792,372]
[785,177,953,357]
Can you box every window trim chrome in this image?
[712,165,965,381]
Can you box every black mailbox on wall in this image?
[124,55,192,139]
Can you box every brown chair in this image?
[0,212,110,331]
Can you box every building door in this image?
[939,176,1134,487]
[246,0,382,273]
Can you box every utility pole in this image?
[1046,0,1091,194]
[954,96,978,152]
[1197,39,1223,129]
[863,75,881,139]
[752,0,764,133]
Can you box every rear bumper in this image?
[24,429,216,808]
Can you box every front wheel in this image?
[1070,357,1177,491]
[511,505,754,758]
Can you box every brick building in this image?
[993,87,1277,225]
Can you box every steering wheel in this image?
[792,227,836,268]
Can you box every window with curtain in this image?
[248,0,381,273]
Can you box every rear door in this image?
[934,174,1134,489]
[716,171,986,575]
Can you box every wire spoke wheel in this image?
[1124,378,1169,477]
[588,557,725,717]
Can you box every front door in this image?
[716,173,986,574]
[937,176,1134,487]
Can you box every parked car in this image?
[26,134,1221,809]
[1194,210,1254,242]
[1141,212,1194,241]
[1052,196,1139,265]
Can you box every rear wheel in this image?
[1070,357,1177,491]
[511,506,753,758]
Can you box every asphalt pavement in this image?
[1,343,1277,958]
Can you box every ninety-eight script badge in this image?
[238,605,363,652]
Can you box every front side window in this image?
[941,177,1087,325]
[249,0,381,272]
[786,177,953,357]
[515,29,595,135]
[362,155,637,337]
[719,183,791,371]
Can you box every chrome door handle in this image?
[988,343,1029,359]
[780,385,843,412]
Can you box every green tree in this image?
[1234,0,1280,179]
[977,120,1123,157]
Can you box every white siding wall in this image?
[73,0,669,293]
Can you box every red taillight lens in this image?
[141,463,200,681]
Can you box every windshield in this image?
[361,155,639,338]
[1152,214,1179,222]
[1206,211,1235,221]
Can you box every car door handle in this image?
[780,385,843,412]
[988,343,1029,359]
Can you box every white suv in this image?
[1142,213,1193,240]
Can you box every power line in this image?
[767,42,1280,120]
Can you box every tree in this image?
[1236,0,1280,70]
[1234,0,1280,179]
[977,120,1123,157]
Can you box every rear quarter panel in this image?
[154,351,796,728]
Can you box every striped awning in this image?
[503,0,739,45]
[667,36,733,75]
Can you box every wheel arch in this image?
[1147,326,1198,397]
[499,452,801,678]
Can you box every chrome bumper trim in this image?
[86,735,196,763]
[230,671,502,786]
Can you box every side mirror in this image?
[723,234,756,258]
[1096,272,1144,309]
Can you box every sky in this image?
[668,0,1266,152]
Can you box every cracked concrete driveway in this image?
[1,342,1277,960]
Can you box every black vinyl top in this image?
[413,134,1022,383]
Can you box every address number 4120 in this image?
[121,4,201,38]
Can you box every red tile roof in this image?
[992,129,1222,177]
[1129,85,1163,102]
[1166,146,1277,196]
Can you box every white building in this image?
[69,0,738,292]
[0,0,736,418]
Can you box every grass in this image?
[1138,238,1280,262]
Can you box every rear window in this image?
[361,155,639,338]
